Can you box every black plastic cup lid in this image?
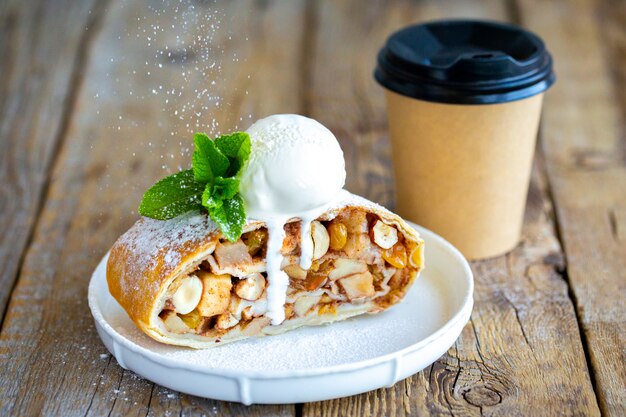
[375,20,555,104]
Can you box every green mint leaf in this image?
[201,183,221,210]
[208,194,246,242]
[214,176,240,200]
[201,177,239,210]
[138,169,204,220]
[214,132,251,177]
[192,133,229,183]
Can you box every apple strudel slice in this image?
[106,192,424,348]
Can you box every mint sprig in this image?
[192,133,229,183]
[138,170,205,220]
[138,132,251,242]
[215,132,251,177]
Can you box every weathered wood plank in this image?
[600,0,626,120]
[303,0,600,415]
[0,0,307,415]
[518,0,626,415]
[0,0,100,323]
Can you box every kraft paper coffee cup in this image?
[375,20,555,259]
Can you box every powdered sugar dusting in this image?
[331,190,389,216]
[115,210,218,295]
[246,114,341,154]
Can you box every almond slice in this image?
[312,221,330,260]
[240,306,254,321]
[328,258,368,281]
[171,275,203,314]
[214,240,253,269]
[371,220,398,249]
[338,271,375,301]
[162,311,189,333]
[282,264,307,280]
[294,294,322,317]
[242,316,271,336]
[234,273,266,301]
[215,312,239,330]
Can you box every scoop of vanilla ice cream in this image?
[240,114,346,215]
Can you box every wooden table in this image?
[1,0,624,415]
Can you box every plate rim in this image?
[89,222,473,379]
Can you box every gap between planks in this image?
[504,5,605,409]
[517,0,626,414]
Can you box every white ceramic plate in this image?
[89,222,473,404]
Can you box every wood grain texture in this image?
[600,0,626,120]
[0,0,620,415]
[0,0,307,415]
[518,0,626,415]
[303,0,601,415]
[0,0,100,323]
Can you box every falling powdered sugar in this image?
[97,0,250,180]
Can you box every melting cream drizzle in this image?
[248,190,347,325]
[262,215,291,325]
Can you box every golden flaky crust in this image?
[106,191,424,348]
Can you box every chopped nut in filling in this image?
[158,208,422,336]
